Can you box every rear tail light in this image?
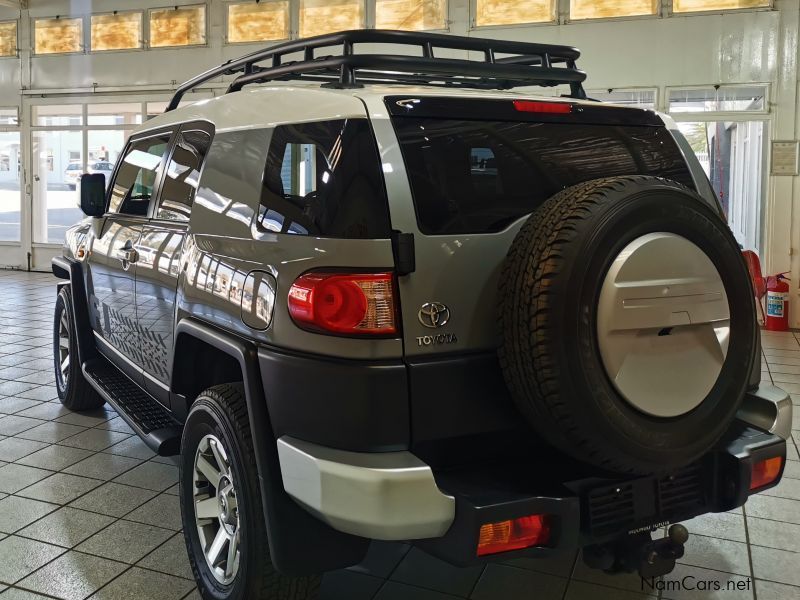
[477,514,552,557]
[288,272,397,336]
[513,100,572,114]
[750,456,783,491]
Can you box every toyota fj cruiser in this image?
[52,30,792,600]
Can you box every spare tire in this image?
[499,176,757,475]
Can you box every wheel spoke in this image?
[195,496,218,520]
[210,439,229,477]
[207,527,228,565]
[59,335,69,350]
[225,532,239,579]
[60,354,70,374]
[196,455,222,489]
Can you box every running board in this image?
[82,357,182,456]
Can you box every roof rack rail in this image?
[166,29,587,111]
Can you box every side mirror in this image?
[79,173,105,217]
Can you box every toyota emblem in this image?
[418,302,450,328]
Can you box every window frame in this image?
[89,10,145,54]
[224,0,291,46]
[586,87,659,110]
[147,3,209,50]
[105,126,178,219]
[665,83,770,117]
[0,20,18,59]
[32,16,85,57]
[153,120,215,223]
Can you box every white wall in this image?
[1,0,799,323]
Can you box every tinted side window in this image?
[392,118,696,235]
[108,134,171,216]
[258,119,391,239]
[158,129,212,221]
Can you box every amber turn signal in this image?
[750,456,783,491]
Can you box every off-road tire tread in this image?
[54,286,105,411]
[499,175,717,475]
[184,383,320,600]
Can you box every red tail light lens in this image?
[513,100,572,114]
[477,514,552,556]
[288,272,397,336]
[750,456,783,491]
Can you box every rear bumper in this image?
[278,406,789,567]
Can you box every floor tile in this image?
[471,564,567,600]
[15,422,86,443]
[87,567,195,600]
[374,582,462,600]
[564,581,654,599]
[15,403,71,421]
[0,589,55,599]
[0,398,41,416]
[755,579,800,600]
[0,464,52,494]
[58,428,130,452]
[17,551,127,600]
[114,461,179,491]
[747,516,800,553]
[0,417,45,437]
[0,438,48,463]
[750,545,800,587]
[63,452,141,481]
[103,437,156,460]
[0,536,65,584]
[97,417,135,435]
[678,512,747,543]
[16,445,94,471]
[348,542,411,579]
[17,506,115,548]
[676,534,750,576]
[77,519,174,564]
[69,482,158,518]
[390,548,483,597]
[745,494,800,525]
[573,554,655,594]
[320,571,383,600]
[55,409,114,428]
[0,494,58,534]
[16,472,102,505]
[136,534,193,580]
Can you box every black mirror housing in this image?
[79,173,106,217]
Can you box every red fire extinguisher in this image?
[765,273,791,331]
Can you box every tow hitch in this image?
[583,524,689,578]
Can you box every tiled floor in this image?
[0,269,798,600]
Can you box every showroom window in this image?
[588,88,657,109]
[673,0,769,13]
[0,107,20,242]
[227,1,289,44]
[570,0,657,20]
[376,0,448,30]
[0,21,16,57]
[474,0,554,27]
[34,17,83,55]
[91,12,143,52]
[0,108,18,126]
[667,85,767,113]
[149,5,207,48]
[299,0,364,37]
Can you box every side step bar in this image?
[82,356,182,455]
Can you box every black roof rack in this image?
[166,29,587,111]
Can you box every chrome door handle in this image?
[117,245,139,265]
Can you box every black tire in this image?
[180,384,321,600]
[499,176,757,475]
[53,286,105,411]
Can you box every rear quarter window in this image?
[392,118,696,235]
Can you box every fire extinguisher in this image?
[765,273,791,331]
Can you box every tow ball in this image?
[583,524,690,578]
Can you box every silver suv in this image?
[52,30,791,600]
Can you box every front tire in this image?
[53,285,104,411]
[180,384,321,600]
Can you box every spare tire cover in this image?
[498,176,757,475]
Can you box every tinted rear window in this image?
[392,118,695,235]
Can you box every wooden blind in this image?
[150,5,206,48]
[300,0,364,37]
[34,18,83,55]
[570,0,657,20]
[475,0,554,27]
[228,2,290,43]
[674,0,769,12]
[0,21,16,57]
[91,13,142,51]
[375,0,447,30]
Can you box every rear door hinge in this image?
[391,230,416,276]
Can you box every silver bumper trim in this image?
[276,436,456,540]
[737,384,793,440]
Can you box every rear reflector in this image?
[750,456,783,491]
[477,514,552,556]
[288,272,397,336]
[513,100,572,114]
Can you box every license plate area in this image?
[584,463,709,540]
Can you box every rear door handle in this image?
[117,242,139,267]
